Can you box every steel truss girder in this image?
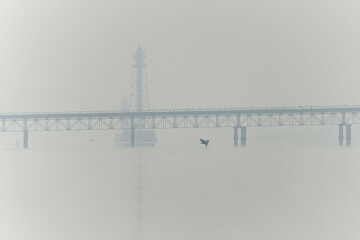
[0,109,359,132]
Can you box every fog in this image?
[1,0,360,112]
[1,1,360,240]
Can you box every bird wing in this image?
[200,139,206,144]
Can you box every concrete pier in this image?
[131,128,135,147]
[339,124,344,146]
[241,127,247,146]
[346,124,351,146]
[23,130,28,149]
[233,127,238,146]
[130,117,135,147]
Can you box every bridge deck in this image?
[0,106,360,119]
[1,106,358,148]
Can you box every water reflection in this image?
[134,149,148,240]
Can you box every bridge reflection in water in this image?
[1,105,359,148]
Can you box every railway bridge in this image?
[1,105,359,148]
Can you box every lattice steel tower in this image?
[130,45,149,111]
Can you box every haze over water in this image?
[1,0,360,239]
[1,128,360,240]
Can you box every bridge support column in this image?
[23,130,28,149]
[241,127,247,146]
[131,128,135,147]
[130,117,135,147]
[346,124,351,146]
[233,127,238,147]
[339,124,343,146]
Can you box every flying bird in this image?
[89,139,95,142]
[200,139,209,147]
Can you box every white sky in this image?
[0,0,360,112]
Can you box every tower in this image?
[130,45,150,111]
[114,45,157,147]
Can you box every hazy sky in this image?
[0,0,360,112]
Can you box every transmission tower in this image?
[130,45,150,111]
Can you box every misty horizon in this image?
[1,0,360,113]
[1,1,360,240]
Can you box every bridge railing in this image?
[0,108,359,132]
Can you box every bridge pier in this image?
[339,124,352,146]
[130,116,135,147]
[346,124,351,146]
[131,128,135,147]
[23,130,28,149]
[339,124,344,146]
[233,127,238,146]
[241,127,247,146]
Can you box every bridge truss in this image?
[1,106,359,147]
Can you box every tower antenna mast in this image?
[130,45,150,111]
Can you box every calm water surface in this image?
[0,141,360,240]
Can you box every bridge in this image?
[1,105,359,148]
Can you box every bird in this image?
[89,139,95,142]
[200,139,209,147]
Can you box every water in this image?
[0,136,360,240]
